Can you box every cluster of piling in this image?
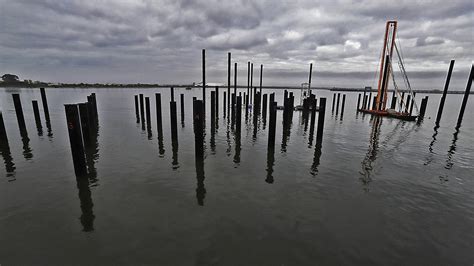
[65,93,98,176]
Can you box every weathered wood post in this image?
[417,96,429,123]
[250,63,254,104]
[435,60,455,125]
[308,63,313,95]
[65,104,87,176]
[262,94,268,122]
[12,94,27,135]
[32,100,43,135]
[316,98,326,141]
[40,88,50,122]
[215,86,219,118]
[227,52,231,115]
[259,64,263,98]
[309,97,318,137]
[202,49,206,108]
[211,91,216,132]
[223,91,227,118]
[170,90,178,141]
[341,94,346,117]
[357,93,361,111]
[331,93,336,112]
[156,93,163,136]
[145,97,152,130]
[247,61,250,104]
[336,93,341,115]
[78,103,91,145]
[180,93,185,124]
[139,94,145,125]
[456,64,473,129]
[134,95,139,122]
[234,62,237,98]
[268,98,277,149]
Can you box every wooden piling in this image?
[308,63,313,95]
[134,95,139,122]
[215,86,219,118]
[156,93,163,136]
[268,100,277,148]
[236,96,242,134]
[170,101,178,141]
[12,94,27,134]
[211,91,216,127]
[223,91,227,118]
[263,94,268,121]
[227,52,231,115]
[390,91,397,109]
[145,97,151,129]
[336,93,341,115]
[65,104,87,176]
[259,64,263,97]
[331,93,336,112]
[316,98,326,141]
[436,60,455,125]
[309,98,317,134]
[247,62,250,103]
[357,94,361,111]
[78,103,91,145]
[180,93,185,123]
[202,49,206,107]
[40,88,50,122]
[32,100,42,133]
[456,64,473,128]
[341,94,346,117]
[139,94,145,124]
[234,62,237,97]
[418,96,429,123]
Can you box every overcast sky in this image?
[0,0,472,89]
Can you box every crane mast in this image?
[375,21,397,111]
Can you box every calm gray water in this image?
[1,87,473,265]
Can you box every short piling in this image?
[262,94,268,122]
[316,98,326,141]
[331,93,336,112]
[78,103,91,145]
[357,93,361,111]
[145,97,151,130]
[170,100,178,141]
[223,91,227,118]
[65,104,87,176]
[268,99,277,148]
[417,96,429,123]
[336,93,341,115]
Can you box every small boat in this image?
[185,87,192,90]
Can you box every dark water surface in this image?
[1,87,473,265]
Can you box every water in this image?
[1,87,473,265]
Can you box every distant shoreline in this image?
[0,83,470,94]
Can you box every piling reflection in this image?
[265,145,275,183]
[281,113,292,153]
[445,128,459,170]
[0,114,16,179]
[225,116,232,157]
[310,140,323,176]
[171,138,179,170]
[424,125,439,166]
[360,117,382,188]
[157,132,165,157]
[193,100,206,205]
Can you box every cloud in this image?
[0,0,471,89]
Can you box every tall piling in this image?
[316,98,326,141]
[227,52,231,115]
[12,94,27,135]
[215,86,219,118]
[32,100,43,135]
[139,94,145,125]
[247,61,250,103]
[134,95,139,122]
[259,64,263,97]
[308,63,313,95]
[331,93,336,112]
[145,97,151,130]
[202,49,206,108]
[156,93,163,137]
[357,94,361,111]
[268,99,277,148]
[456,64,473,129]
[341,94,346,117]
[40,88,50,122]
[180,93,185,124]
[435,60,455,125]
[250,63,254,104]
[65,104,87,176]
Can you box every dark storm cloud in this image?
[0,0,471,89]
